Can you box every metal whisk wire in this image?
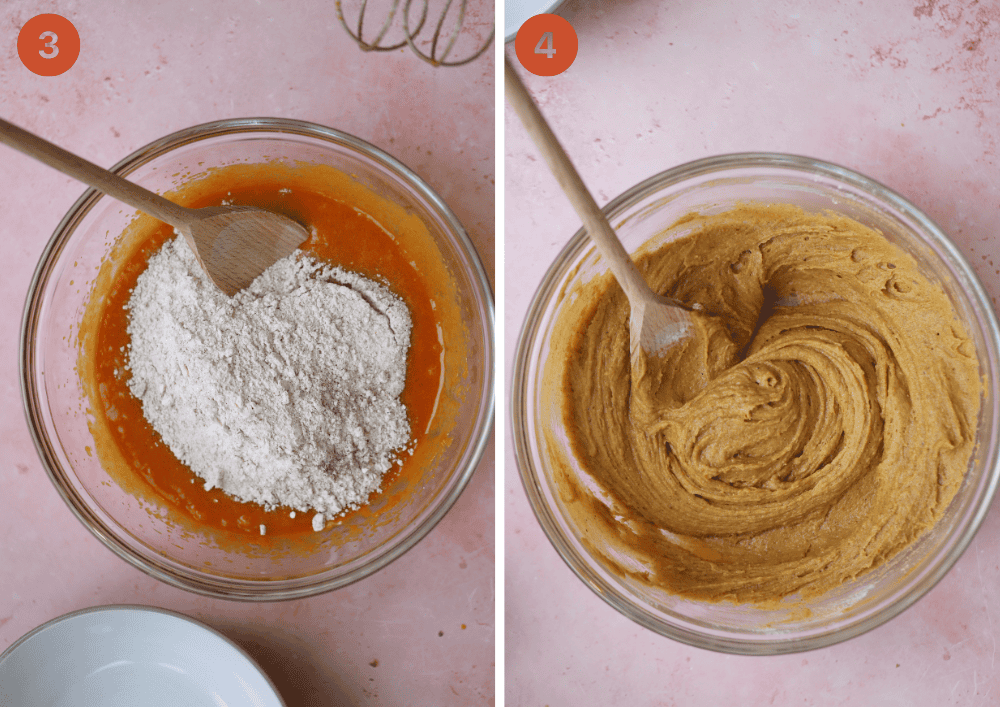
[337,0,494,67]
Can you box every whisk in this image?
[337,0,494,67]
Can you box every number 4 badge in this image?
[514,14,578,77]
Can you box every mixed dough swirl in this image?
[560,204,980,602]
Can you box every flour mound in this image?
[125,236,412,517]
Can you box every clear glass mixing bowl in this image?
[511,153,1000,654]
[22,118,494,600]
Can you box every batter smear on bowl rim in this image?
[552,204,981,603]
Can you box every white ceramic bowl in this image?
[0,605,285,706]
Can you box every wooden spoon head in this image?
[629,294,694,363]
[629,296,731,411]
[180,206,310,296]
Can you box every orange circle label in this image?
[514,14,578,77]
[17,14,80,77]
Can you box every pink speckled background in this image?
[0,0,494,705]
[505,0,1000,704]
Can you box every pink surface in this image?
[505,0,1000,704]
[0,1,494,705]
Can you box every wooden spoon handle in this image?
[0,118,193,229]
[504,56,652,303]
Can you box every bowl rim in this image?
[504,0,568,43]
[20,116,495,601]
[0,604,287,706]
[510,151,1000,654]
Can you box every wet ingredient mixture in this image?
[556,204,981,603]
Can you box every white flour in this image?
[125,235,412,520]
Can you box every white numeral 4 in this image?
[535,32,556,58]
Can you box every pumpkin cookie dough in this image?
[558,204,980,603]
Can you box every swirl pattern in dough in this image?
[559,204,980,602]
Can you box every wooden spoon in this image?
[504,57,692,362]
[0,118,309,296]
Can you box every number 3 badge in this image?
[17,14,81,77]
[513,14,578,77]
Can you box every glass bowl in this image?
[21,117,494,600]
[511,153,1000,654]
